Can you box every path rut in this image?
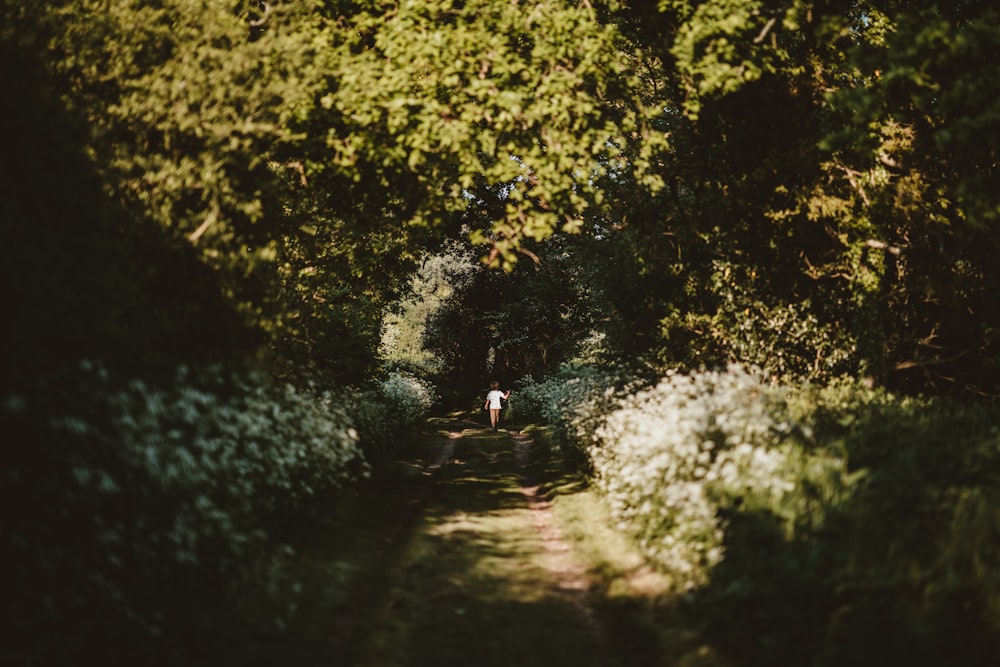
[349,421,618,667]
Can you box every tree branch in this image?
[250,2,272,28]
[894,348,970,371]
[865,239,903,256]
[753,17,778,44]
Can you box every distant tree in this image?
[424,237,600,403]
[380,241,479,374]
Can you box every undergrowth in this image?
[1,361,435,666]
[521,364,1000,666]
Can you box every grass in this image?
[195,416,728,667]
[340,418,730,667]
[527,425,729,667]
[351,420,610,667]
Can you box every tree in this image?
[423,236,599,404]
[380,240,479,373]
[587,0,1000,393]
[8,0,999,396]
[314,0,669,268]
[822,0,1000,392]
[1,0,257,388]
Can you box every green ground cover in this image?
[206,415,715,667]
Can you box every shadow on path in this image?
[351,421,615,667]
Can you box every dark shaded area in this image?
[0,10,257,393]
[424,240,600,409]
[693,399,1000,667]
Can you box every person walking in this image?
[484,380,511,431]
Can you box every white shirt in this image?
[486,390,506,409]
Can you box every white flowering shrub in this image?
[516,362,1000,660]
[589,366,806,587]
[533,364,1000,662]
[341,371,436,462]
[380,370,436,430]
[2,361,369,662]
[512,364,647,465]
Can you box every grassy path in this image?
[352,419,611,667]
[244,416,724,667]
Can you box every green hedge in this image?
[1,361,434,664]
[530,364,1000,665]
[341,370,437,464]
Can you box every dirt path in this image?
[348,421,619,667]
[256,417,719,667]
[511,429,602,628]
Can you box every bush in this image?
[341,370,436,463]
[512,363,647,466]
[589,365,807,587]
[533,363,1000,665]
[379,370,436,431]
[2,361,370,664]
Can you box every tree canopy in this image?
[3,0,999,395]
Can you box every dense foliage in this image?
[3,0,999,663]
[6,0,999,392]
[598,0,1000,394]
[2,362,433,664]
[373,0,1000,396]
[524,364,1000,665]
